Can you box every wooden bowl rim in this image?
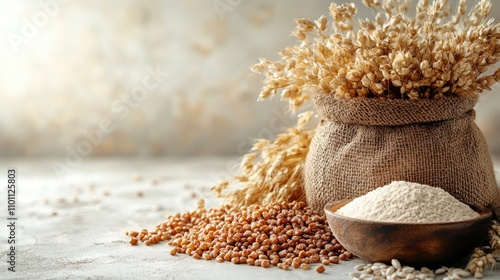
[324,199,492,226]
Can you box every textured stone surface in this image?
[0,0,498,158]
[0,158,499,279]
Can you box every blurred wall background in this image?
[0,0,499,159]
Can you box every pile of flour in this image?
[336,181,479,223]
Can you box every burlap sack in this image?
[305,92,500,214]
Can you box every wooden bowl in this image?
[324,199,492,266]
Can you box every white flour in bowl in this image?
[336,181,479,223]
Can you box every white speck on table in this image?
[1,158,499,280]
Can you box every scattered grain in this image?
[129,237,138,245]
[130,174,142,182]
[391,259,401,270]
[316,265,325,273]
[149,179,158,186]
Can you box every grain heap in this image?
[336,181,479,223]
[127,201,352,271]
[351,259,473,280]
[350,254,500,280]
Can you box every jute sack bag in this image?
[305,92,500,213]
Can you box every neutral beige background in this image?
[0,0,499,158]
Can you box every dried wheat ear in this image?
[251,0,500,111]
